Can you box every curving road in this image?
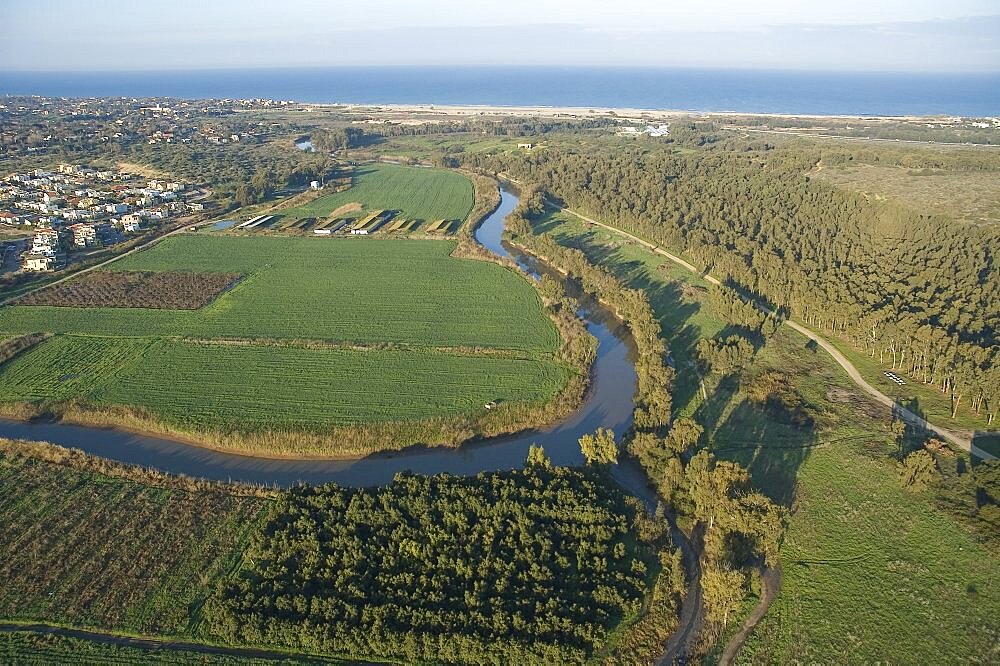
[550,202,996,462]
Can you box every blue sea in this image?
[1,67,998,116]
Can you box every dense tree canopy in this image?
[466,140,1000,424]
[207,464,663,664]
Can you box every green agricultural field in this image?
[0,448,269,637]
[0,236,559,353]
[0,335,570,432]
[277,163,473,223]
[0,235,570,448]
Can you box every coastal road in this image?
[551,201,996,462]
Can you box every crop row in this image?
[0,453,268,635]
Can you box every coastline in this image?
[335,102,964,122]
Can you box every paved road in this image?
[553,202,996,462]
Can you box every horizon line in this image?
[3,64,1000,76]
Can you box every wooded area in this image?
[466,137,1000,425]
[206,460,671,664]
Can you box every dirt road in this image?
[553,202,995,462]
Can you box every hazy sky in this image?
[1,0,998,71]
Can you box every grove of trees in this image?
[207,460,665,664]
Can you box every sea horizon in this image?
[1,66,998,117]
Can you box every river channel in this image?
[0,188,642,489]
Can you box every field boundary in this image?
[0,623,351,664]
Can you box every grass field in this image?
[276,163,473,223]
[814,163,1000,226]
[0,335,570,432]
[738,439,1000,664]
[533,206,1000,661]
[0,236,559,352]
[0,449,268,637]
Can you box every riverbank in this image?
[0,188,638,486]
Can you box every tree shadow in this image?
[707,390,818,506]
[548,230,709,413]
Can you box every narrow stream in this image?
[0,188,642,489]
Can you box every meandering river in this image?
[0,189,642,488]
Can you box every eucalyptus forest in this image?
[466,137,1000,425]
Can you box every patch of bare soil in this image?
[329,202,363,218]
[826,387,888,420]
[17,271,243,310]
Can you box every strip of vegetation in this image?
[0,631,337,666]
[15,271,243,310]
[505,186,673,431]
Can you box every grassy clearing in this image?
[534,206,1000,661]
[0,236,559,353]
[277,163,473,223]
[814,162,1000,226]
[738,438,1000,664]
[0,448,269,637]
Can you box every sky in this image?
[1,0,998,71]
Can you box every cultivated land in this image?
[0,213,572,450]
[0,335,568,432]
[275,163,473,223]
[0,236,558,351]
[532,207,1000,661]
[0,441,662,665]
[0,446,269,637]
